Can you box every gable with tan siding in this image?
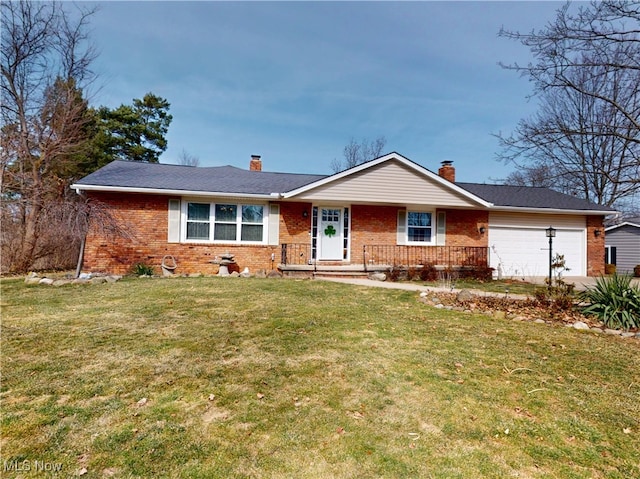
[290,159,480,207]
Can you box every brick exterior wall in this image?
[439,209,488,247]
[350,205,399,261]
[83,193,279,275]
[279,202,312,243]
[586,215,606,276]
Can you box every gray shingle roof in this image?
[457,182,615,212]
[74,160,327,195]
[75,160,614,213]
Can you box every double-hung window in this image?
[186,203,211,241]
[185,202,265,243]
[407,211,433,243]
[214,204,237,241]
[241,205,264,241]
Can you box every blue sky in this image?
[88,1,564,183]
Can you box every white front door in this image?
[318,207,343,260]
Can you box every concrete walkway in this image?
[315,275,640,295]
[314,276,527,298]
[527,276,640,291]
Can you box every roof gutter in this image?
[491,206,616,216]
[70,184,278,200]
[605,222,640,231]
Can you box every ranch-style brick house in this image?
[71,153,614,278]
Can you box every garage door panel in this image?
[489,227,585,277]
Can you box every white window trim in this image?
[342,206,351,261]
[180,199,269,244]
[405,209,436,245]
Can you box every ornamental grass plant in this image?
[580,274,640,330]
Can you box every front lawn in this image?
[2,277,639,478]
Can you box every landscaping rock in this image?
[90,277,108,285]
[106,275,122,283]
[53,279,71,287]
[369,272,387,282]
[255,269,267,278]
[621,332,636,338]
[414,288,637,340]
[573,321,590,330]
[25,272,39,283]
[267,270,282,278]
[240,267,251,278]
[39,278,55,285]
[456,289,474,303]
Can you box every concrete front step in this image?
[278,263,388,279]
[313,271,370,279]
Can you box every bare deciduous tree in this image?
[177,149,200,167]
[498,0,640,209]
[1,0,98,272]
[331,136,387,173]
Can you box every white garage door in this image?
[489,226,586,278]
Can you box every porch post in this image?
[363,245,368,272]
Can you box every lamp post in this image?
[546,226,556,287]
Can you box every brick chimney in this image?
[250,155,262,171]
[438,160,455,182]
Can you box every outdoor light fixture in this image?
[594,229,602,237]
[302,210,309,218]
[478,226,486,235]
[546,226,556,287]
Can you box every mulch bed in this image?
[420,291,598,325]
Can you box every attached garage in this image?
[488,212,586,277]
